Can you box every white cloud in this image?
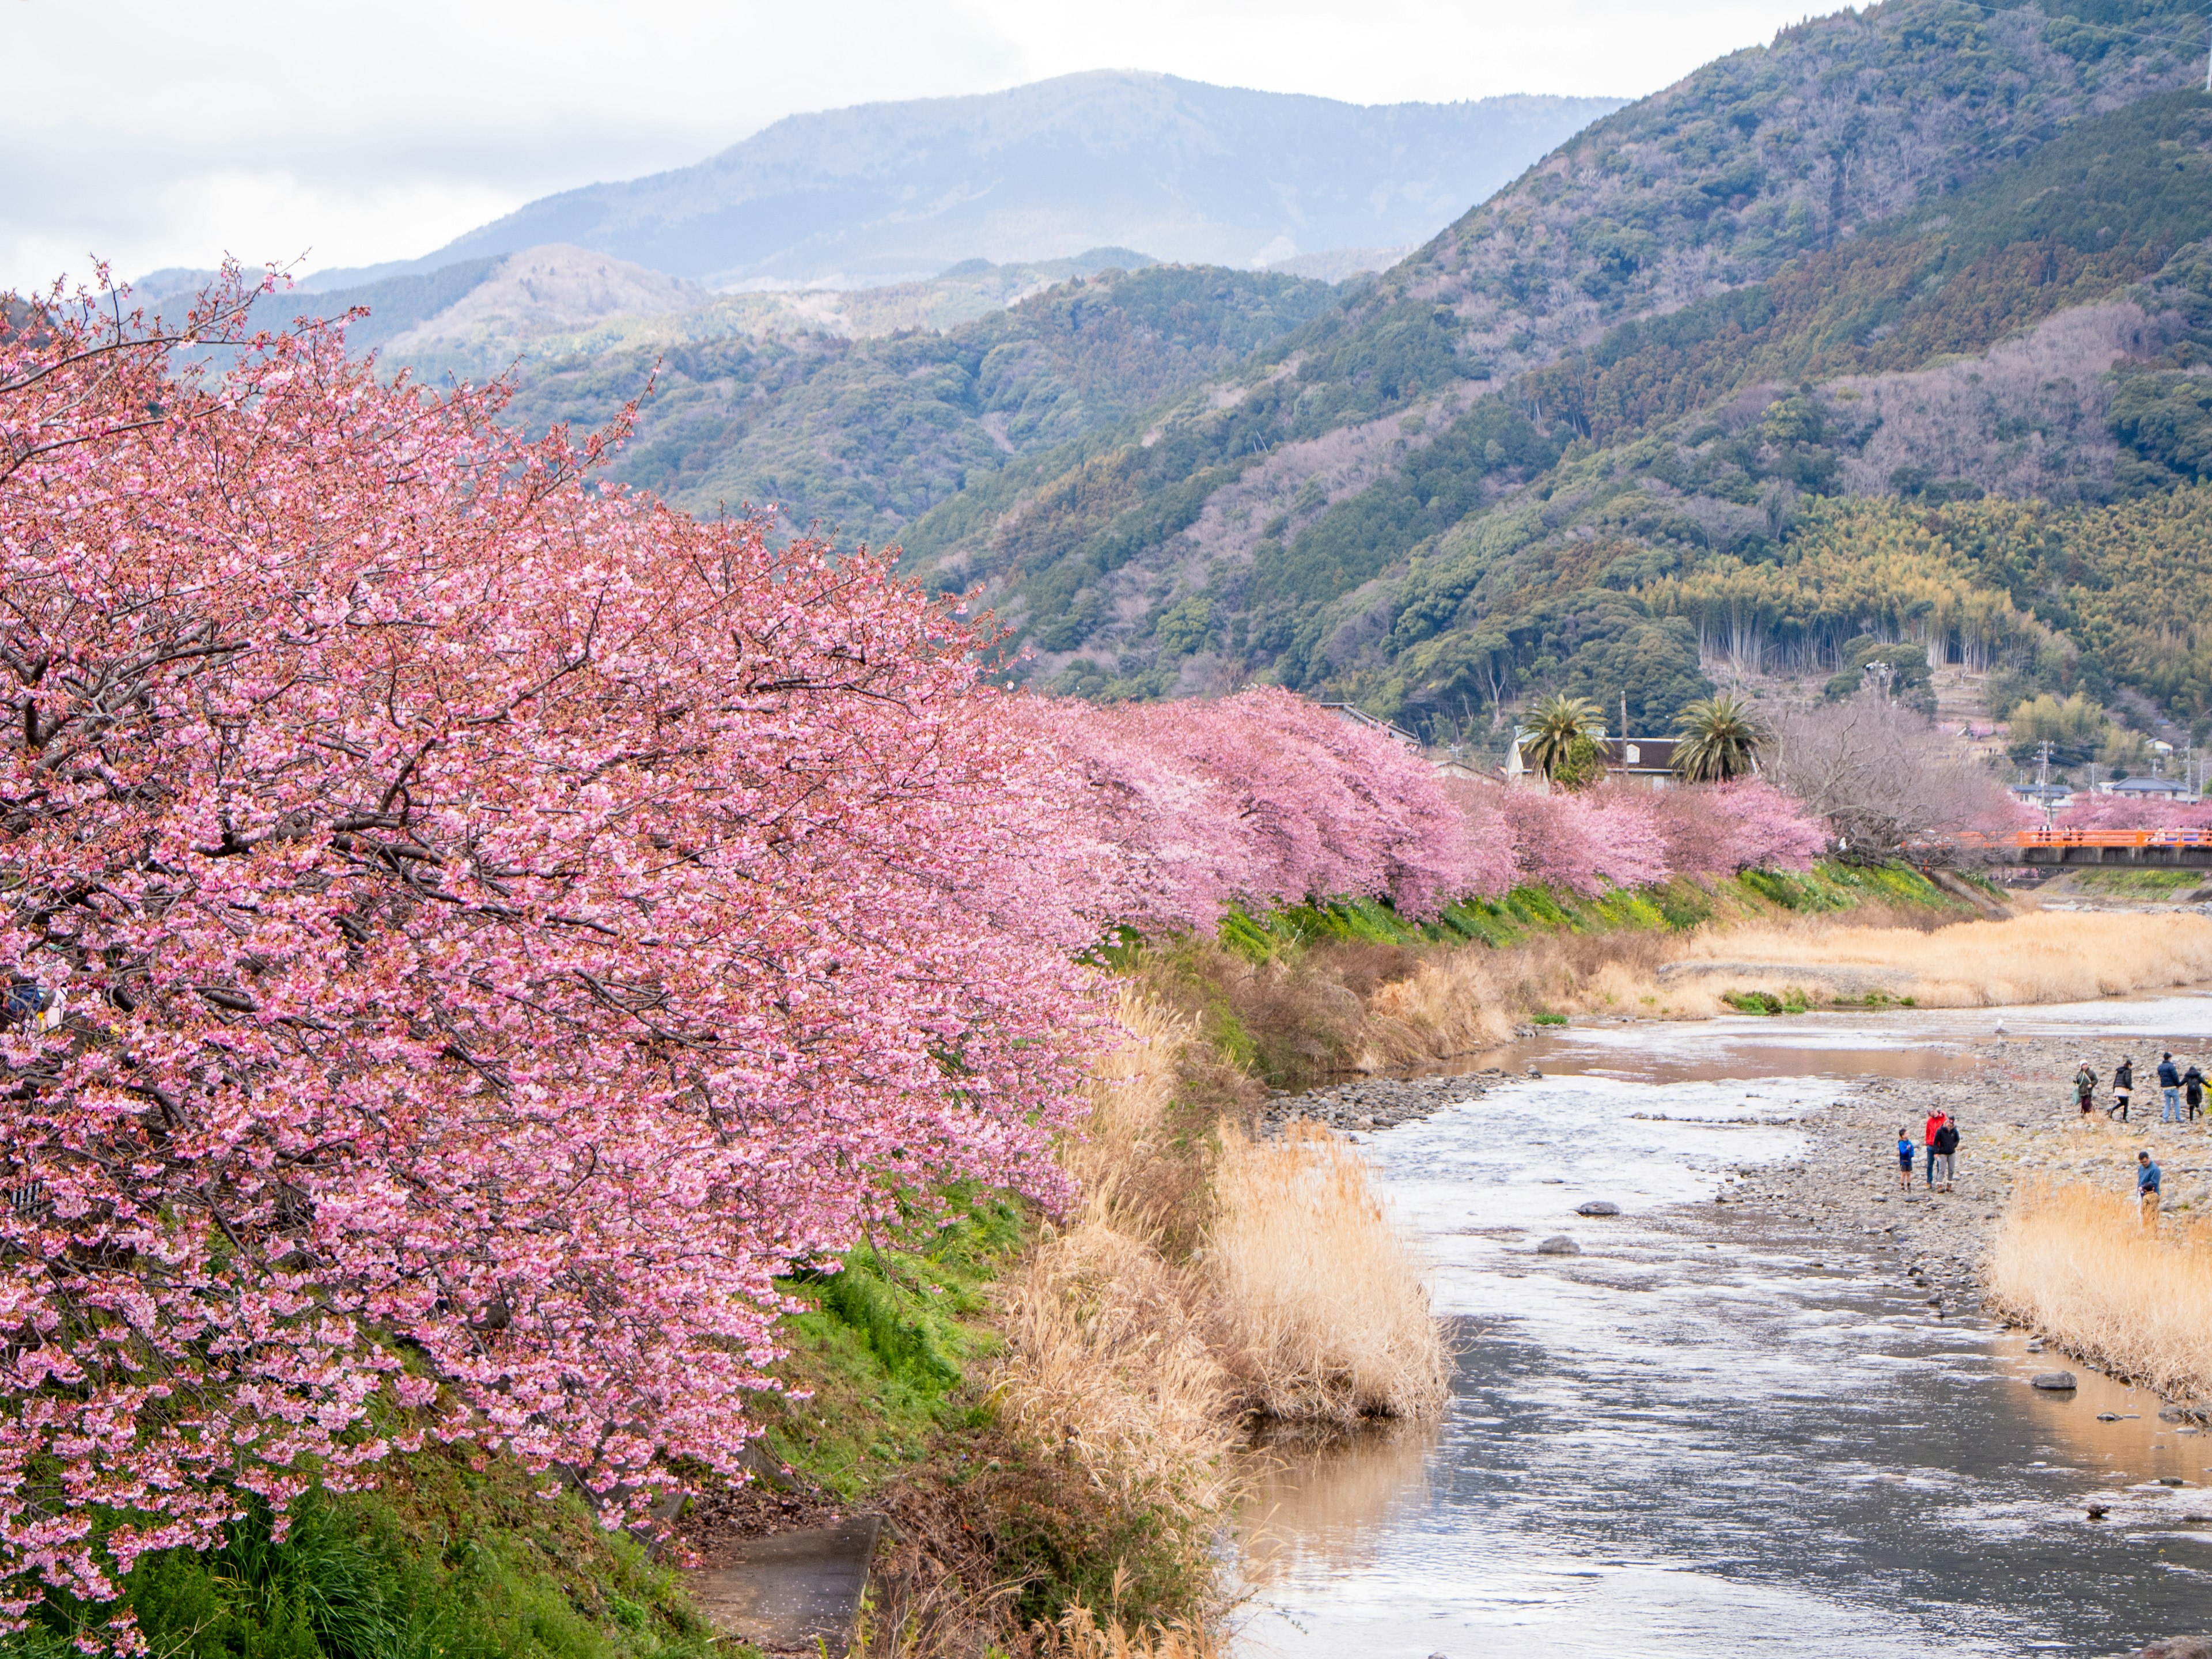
[2,0,1836,290]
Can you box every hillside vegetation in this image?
[482,262,1340,546]
[879,1,2210,738]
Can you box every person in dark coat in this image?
[2185,1062,2205,1121]
[1930,1118,1960,1192]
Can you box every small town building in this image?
[2095,775,2198,802]
[2008,782,2075,814]
[1503,733,1681,790]
[1431,755,1501,784]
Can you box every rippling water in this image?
[1237,996,2212,1658]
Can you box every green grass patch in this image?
[2067,869,2208,897]
[1529,1011,1569,1027]
[760,1187,1029,1501]
[1721,988,1812,1016]
[16,1448,723,1659]
[1210,859,1957,961]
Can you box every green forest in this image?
[872,2,2212,745]
[473,263,1339,551]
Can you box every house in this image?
[1503,732,1683,790]
[2009,782,2075,813]
[2096,775,2198,802]
[1319,702,1419,749]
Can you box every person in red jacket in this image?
[1923,1109,1948,1189]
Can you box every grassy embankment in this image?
[1127,861,1971,1087]
[16,1446,717,1659]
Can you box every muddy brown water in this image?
[1236,995,2212,1659]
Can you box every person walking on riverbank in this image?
[2138,1151,2162,1228]
[2188,1063,2206,1122]
[2160,1053,2183,1122]
[1896,1128,1916,1191]
[2075,1062,2097,1119]
[1923,1109,1948,1187]
[1931,1118,1960,1192]
[2111,1057,2133,1123]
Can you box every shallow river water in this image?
[1237,997,2212,1659]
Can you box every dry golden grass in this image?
[1066,992,1198,1244]
[1985,1179,2212,1402]
[990,991,1449,1590]
[1204,1122,1449,1424]
[1038,1600,1225,1659]
[988,996,1241,1588]
[1636,910,2212,1017]
[993,1223,1238,1523]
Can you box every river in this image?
[1237,997,2212,1658]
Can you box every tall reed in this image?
[1203,1122,1449,1424]
[1984,1179,2212,1401]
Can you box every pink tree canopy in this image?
[2054,793,2212,831]
[0,271,1093,1624]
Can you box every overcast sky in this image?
[6,0,1836,291]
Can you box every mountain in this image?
[299,74,1623,291]
[884,1,2212,744]
[481,260,1343,547]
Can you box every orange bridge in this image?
[2009,828,2212,867]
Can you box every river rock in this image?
[2139,1639,2212,1659]
[1576,1200,1620,1217]
[1536,1235,1581,1255]
[2032,1371,2080,1391]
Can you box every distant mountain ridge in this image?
[301,73,1622,291]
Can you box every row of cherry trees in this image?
[1020,687,1824,931]
[0,272,1824,1635]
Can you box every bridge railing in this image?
[2008,827,2212,848]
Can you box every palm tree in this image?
[1674,693,1770,782]
[1522,694,1603,781]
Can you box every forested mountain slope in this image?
[482,262,1340,545]
[888,1,2210,735]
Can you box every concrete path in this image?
[687,1516,881,1655]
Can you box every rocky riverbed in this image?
[1271,1027,2212,1396]
[1713,1032,2212,1327]
[1259,1069,1504,1135]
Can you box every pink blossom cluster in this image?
[0,271,1096,1626]
[2054,794,2212,831]
[1016,690,1827,927]
[1012,688,1480,929]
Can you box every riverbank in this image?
[1709,1029,2212,1405]
[672,887,2212,1654]
[1235,1004,2212,1658]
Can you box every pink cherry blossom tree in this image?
[0,269,1094,1630]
